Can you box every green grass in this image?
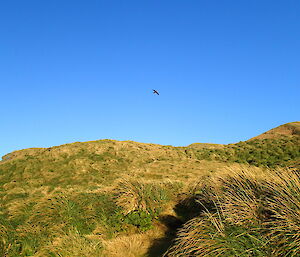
[191,137,300,168]
[0,177,181,256]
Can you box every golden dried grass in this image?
[36,229,103,257]
[165,166,300,257]
[102,225,165,257]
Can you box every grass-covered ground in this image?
[190,136,300,168]
[165,166,300,257]
[0,122,299,256]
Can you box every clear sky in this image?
[0,0,299,157]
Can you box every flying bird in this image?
[153,89,159,95]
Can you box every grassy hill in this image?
[249,121,300,140]
[0,122,300,256]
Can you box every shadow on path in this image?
[147,195,209,256]
[147,215,183,257]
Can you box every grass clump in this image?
[165,166,300,256]
[114,179,170,215]
[165,214,268,257]
[42,229,103,257]
[263,169,300,256]
[114,179,181,232]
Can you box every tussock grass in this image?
[263,169,300,256]
[212,167,270,227]
[114,178,181,215]
[102,227,165,257]
[38,229,103,257]
[113,178,183,232]
[164,214,226,257]
[165,166,300,257]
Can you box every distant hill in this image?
[1,122,300,169]
[185,122,300,168]
[248,121,300,140]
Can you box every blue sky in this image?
[0,0,299,157]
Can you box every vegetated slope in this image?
[0,140,227,256]
[2,122,299,171]
[0,122,299,256]
[187,122,300,168]
[0,140,220,189]
[249,121,300,140]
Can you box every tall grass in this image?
[113,178,182,232]
[263,169,300,256]
[39,229,103,257]
[165,166,300,257]
[113,179,176,215]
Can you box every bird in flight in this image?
[153,89,159,95]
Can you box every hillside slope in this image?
[2,122,300,169]
[186,122,300,168]
[248,121,300,140]
[0,122,300,256]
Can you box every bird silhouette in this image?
[153,89,159,95]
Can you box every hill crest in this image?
[248,122,300,141]
[1,122,299,162]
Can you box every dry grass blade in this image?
[263,169,300,256]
